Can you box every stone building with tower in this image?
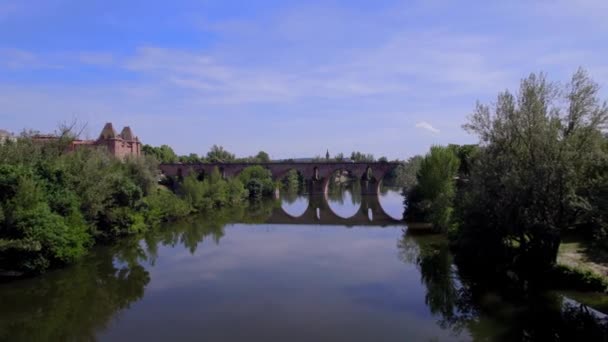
[31,122,142,159]
[94,123,142,159]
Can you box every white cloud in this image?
[415,121,440,134]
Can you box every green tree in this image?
[405,146,460,232]
[393,155,423,189]
[206,145,235,163]
[255,151,270,163]
[179,153,201,164]
[142,144,178,163]
[453,69,608,274]
[350,151,375,162]
[238,166,275,199]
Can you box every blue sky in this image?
[1,0,607,159]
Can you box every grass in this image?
[557,238,608,284]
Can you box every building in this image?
[94,123,142,159]
[31,123,142,159]
[0,129,16,144]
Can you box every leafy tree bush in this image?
[405,146,460,232]
[281,169,303,192]
[390,155,422,189]
[142,144,178,163]
[179,167,247,210]
[0,135,166,274]
[452,69,608,275]
[255,151,270,162]
[144,188,192,225]
[238,166,275,199]
[350,151,375,162]
[206,145,235,163]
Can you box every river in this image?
[0,186,606,341]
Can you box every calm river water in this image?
[1,186,607,341]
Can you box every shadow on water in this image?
[398,229,608,341]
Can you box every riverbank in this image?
[557,239,608,291]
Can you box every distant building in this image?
[94,123,142,159]
[31,123,142,159]
[0,129,16,144]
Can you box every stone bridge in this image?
[159,162,401,195]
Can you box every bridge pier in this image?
[360,179,381,195]
[309,178,330,196]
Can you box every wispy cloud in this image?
[415,121,440,134]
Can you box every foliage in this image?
[448,144,478,177]
[144,188,192,225]
[206,145,235,163]
[281,169,303,192]
[550,264,608,293]
[178,168,247,210]
[452,69,608,275]
[255,151,270,163]
[389,155,422,189]
[350,151,375,162]
[178,153,201,164]
[0,134,178,274]
[142,144,178,163]
[238,166,275,199]
[405,146,460,232]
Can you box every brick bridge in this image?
[158,162,401,195]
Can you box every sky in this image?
[1,0,607,160]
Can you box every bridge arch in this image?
[280,190,309,218]
[325,177,362,219]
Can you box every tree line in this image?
[142,144,271,164]
[0,136,287,275]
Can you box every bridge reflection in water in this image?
[269,191,403,227]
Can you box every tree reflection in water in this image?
[397,229,608,341]
[0,237,150,342]
[0,201,280,342]
[327,179,362,206]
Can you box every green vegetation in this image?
[350,151,375,162]
[408,69,608,289]
[142,144,178,163]
[394,156,422,189]
[178,168,247,210]
[206,144,236,163]
[0,135,192,274]
[453,69,608,276]
[281,169,304,193]
[405,146,460,232]
[143,144,272,164]
[238,165,276,199]
[0,136,279,275]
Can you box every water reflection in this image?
[327,181,362,218]
[280,190,309,217]
[0,187,607,341]
[397,230,608,341]
[276,185,402,226]
[0,237,150,342]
